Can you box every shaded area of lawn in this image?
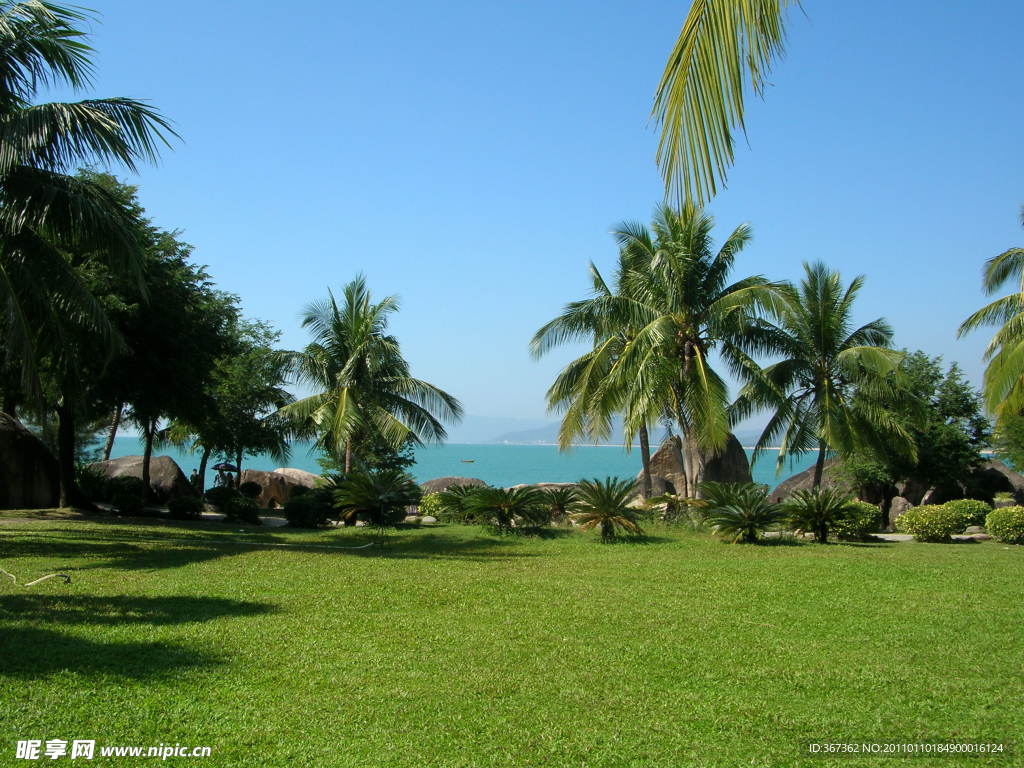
[0,517,1021,767]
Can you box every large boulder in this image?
[240,469,291,509]
[0,413,58,509]
[508,482,576,492]
[90,455,196,502]
[639,434,752,496]
[767,458,849,504]
[887,496,913,530]
[420,476,487,495]
[969,460,1024,502]
[271,467,320,491]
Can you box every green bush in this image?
[224,495,261,525]
[204,486,239,510]
[239,481,262,500]
[109,476,146,515]
[285,488,337,528]
[832,500,881,540]
[942,498,991,527]
[994,491,1014,503]
[417,493,443,518]
[895,504,964,542]
[985,506,1024,544]
[76,464,110,502]
[168,495,204,520]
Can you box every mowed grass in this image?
[0,513,1021,767]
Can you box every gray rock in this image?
[639,433,752,497]
[888,497,913,530]
[968,533,993,541]
[768,458,850,504]
[970,460,1024,503]
[965,525,986,534]
[920,487,948,506]
[0,413,58,509]
[90,455,195,502]
[420,515,438,525]
[271,467,320,490]
[403,515,421,524]
[420,476,487,494]
[239,469,291,508]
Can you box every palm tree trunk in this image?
[142,419,155,501]
[344,441,352,474]
[682,431,706,498]
[812,440,827,489]
[197,445,211,496]
[56,400,76,508]
[638,424,653,499]
[235,449,243,489]
[102,403,122,460]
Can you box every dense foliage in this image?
[783,488,855,543]
[831,500,881,540]
[895,505,965,542]
[700,482,784,543]
[942,498,991,527]
[570,477,644,542]
[984,506,1024,544]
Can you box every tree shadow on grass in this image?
[0,626,220,679]
[0,594,274,680]
[351,532,540,561]
[0,536,238,573]
[0,593,275,626]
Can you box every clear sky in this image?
[65,1,1024,437]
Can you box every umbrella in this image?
[212,462,239,472]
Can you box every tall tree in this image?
[0,1,175,398]
[282,275,463,473]
[652,0,796,204]
[958,206,1024,420]
[733,261,917,488]
[609,204,781,496]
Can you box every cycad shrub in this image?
[285,487,336,528]
[942,499,991,527]
[832,500,881,540]
[784,488,854,543]
[435,485,486,524]
[700,482,784,543]
[895,504,963,542]
[570,477,644,542]
[985,506,1024,544]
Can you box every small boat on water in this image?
[461,459,475,463]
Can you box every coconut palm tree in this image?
[282,275,463,473]
[0,1,176,396]
[958,207,1024,420]
[570,477,644,542]
[652,0,797,204]
[611,204,782,496]
[733,261,917,488]
[530,251,665,497]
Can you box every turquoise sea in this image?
[107,437,816,490]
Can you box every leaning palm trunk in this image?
[638,424,653,498]
[812,440,828,489]
[102,404,122,460]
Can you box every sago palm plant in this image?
[700,481,784,543]
[783,487,854,544]
[539,486,579,523]
[464,486,545,534]
[333,469,421,528]
[571,477,644,542]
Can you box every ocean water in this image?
[106,437,816,490]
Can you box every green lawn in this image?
[1,513,1021,767]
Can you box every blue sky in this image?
[68,1,1023,438]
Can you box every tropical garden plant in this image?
[985,506,1024,544]
[434,484,484,524]
[332,469,421,528]
[830,500,881,540]
[539,486,579,523]
[570,477,644,542]
[700,481,784,543]
[282,275,462,473]
[464,486,546,534]
[942,499,991,528]
[733,261,919,488]
[783,488,855,544]
[895,505,965,543]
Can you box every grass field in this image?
[1,512,1021,767]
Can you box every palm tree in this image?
[0,1,175,397]
[464,486,545,533]
[333,469,421,528]
[700,481,784,543]
[733,261,917,488]
[784,487,854,544]
[652,0,797,205]
[610,204,782,496]
[282,276,463,473]
[958,207,1024,420]
[530,251,665,498]
[570,477,644,542]
[434,484,483,524]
